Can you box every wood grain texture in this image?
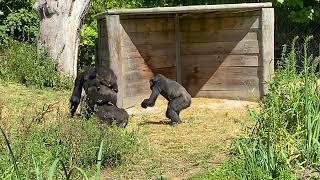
[96,3,272,18]
[181,40,260,55]
[260,8,274,95]
[106,15,124,107]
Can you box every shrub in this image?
[0,40,72,89]
[233,36,320,179]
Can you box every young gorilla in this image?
[83,79,117,115]
[83,79,128,128]
[141,74,192,125]
[95,105,129,128]
[69,67,118,117]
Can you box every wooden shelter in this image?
[96,3,274,108]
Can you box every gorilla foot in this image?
[168,120,182,126]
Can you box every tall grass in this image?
[232,36,320,179]
[0,102,140,179]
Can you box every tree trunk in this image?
[34,0,90,78]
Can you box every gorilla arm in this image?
[141,81,161,108]
[69,72,85,116]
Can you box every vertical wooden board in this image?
[105,15,124,107]
[175,15,182,84]
[260,8,274,96]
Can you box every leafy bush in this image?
[0,104,140,179]
[0,40,72,89]
[232,36,320,179]
[0,1,39,45]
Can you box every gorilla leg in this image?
[166,95,191,124]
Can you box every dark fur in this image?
[95,105,129,128]
[69,67,118,117]
[141,74,191,125]
[84,79,117,114]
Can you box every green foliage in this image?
[0,0,38,45]
[0,40,72,89]
[0,114,140,179]
[275,0,320,23]
[229,36,320,179]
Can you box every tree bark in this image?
[34,0,90,78]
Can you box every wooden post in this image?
[260,8,274,96]
[175,14,182,84]
[105,15,124,108]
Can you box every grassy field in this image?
[0,80,257,179]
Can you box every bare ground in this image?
[103,98,258,179]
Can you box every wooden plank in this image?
[125,44,176,56]
[180,16,259,32]
[181,31,258,43]
[181,40,259,55]
[96,3,272,18]
[182,66,258,79]
[196,90,260,100]
[120,18,175,32]
[180,10,261,19]
[183,77,259,91]
[182,55,259,67]
[260,8,274,96]
[105,15,124,107]
[124,31,175,45]
[125,81,150,97]
[175,15,182,84]
[118,10,260,20]
[125,56,176,70]
[124,67,176,81]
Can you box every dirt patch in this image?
[103,98,258,179]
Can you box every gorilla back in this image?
[84,79,117,114]
[95,105,129,128]
[141,74,191,125]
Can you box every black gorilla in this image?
[141,74,191,125]
[69,67,129,128]
[83,78,117,115]
[69,67,118,117]
[95,105,129,128]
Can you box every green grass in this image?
[196,37,320,180]
[0,81,140,179]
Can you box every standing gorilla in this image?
[69,67,117,117]
[141,74,191,125]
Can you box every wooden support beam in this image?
[96,3,272,18]
[260,8,274,96]
[175,14,182,84]
[105,15,124,108]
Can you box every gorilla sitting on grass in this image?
[69,67,129,128]
[141,74,191,125]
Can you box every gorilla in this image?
[83,78,117,115]
[69,67,129,128]
[69,67,118,117]
[141,74,191,125]
[95,105,129,128]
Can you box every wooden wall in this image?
[180,11,261,100]
[97,9,274,108]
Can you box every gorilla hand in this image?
[70,96,80,117]
[141,99,150,108]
